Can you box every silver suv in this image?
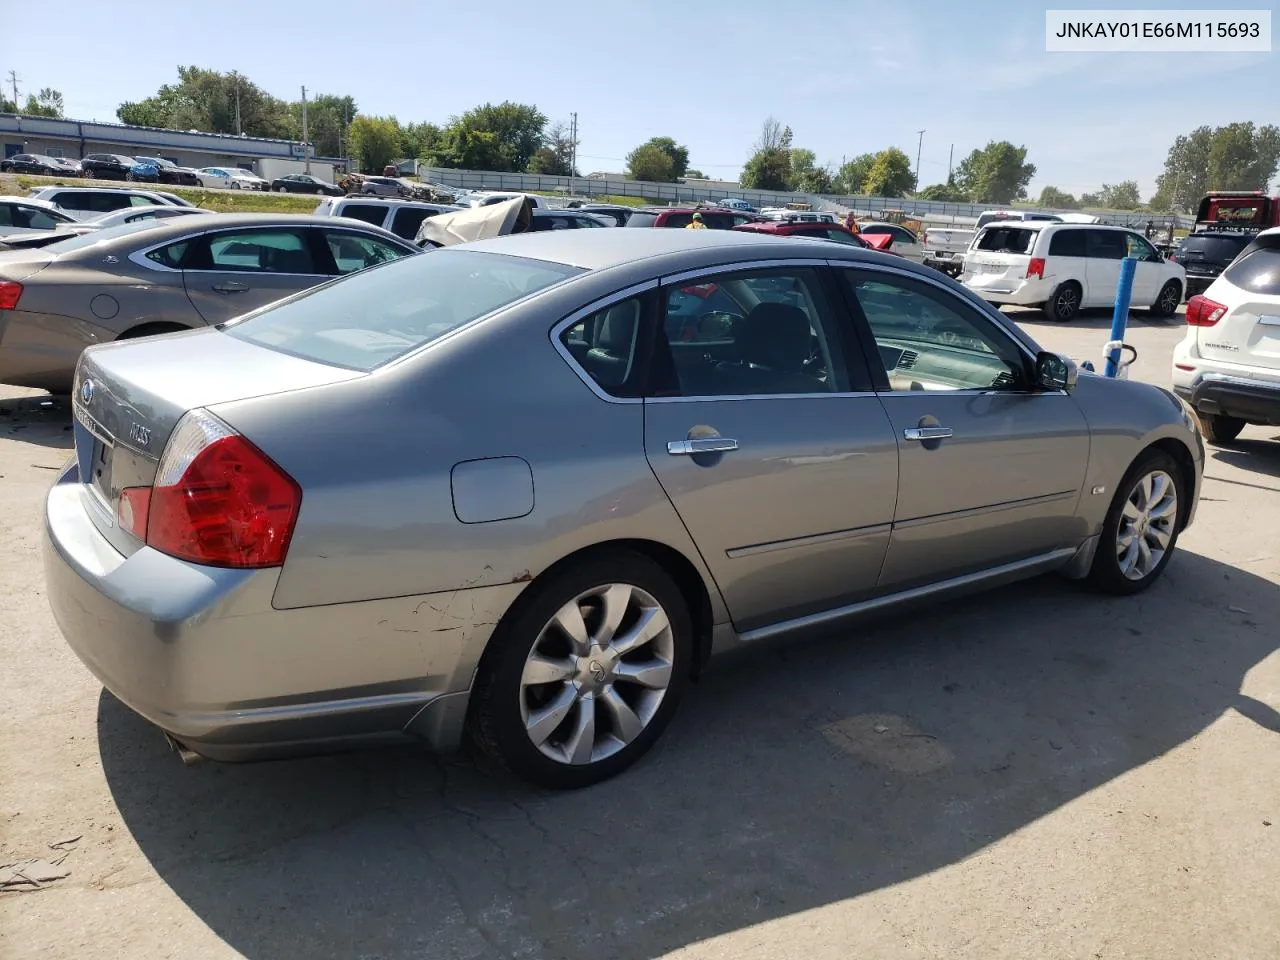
[27,186,192,219]
[313,196,464,241]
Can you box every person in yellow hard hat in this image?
[686,211,707,229]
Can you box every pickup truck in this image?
[921,210,1065,276]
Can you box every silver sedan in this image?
[0,213,418,392]
[43,229,1204,789]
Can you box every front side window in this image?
[1087,230,1127,260]
[324,230,410,274]
[652,267,855,398]
[1124,232,1161,262]
[224,249,580,372]
[129,195,161,207]
[841,271,1027,392]
[196,229,318,273]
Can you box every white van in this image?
[313,196,464,242]
[962,222,1186,321]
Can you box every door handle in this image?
[667,438,739,456]
[211,281,248,294]
[903,426,953,441]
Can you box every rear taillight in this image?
[1185,295,1227,327]
[1026,258,1046,279]
[121,409,300,568]
[0,281,22,310]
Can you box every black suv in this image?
[80,154,136,181]
[1173,231,1255,299]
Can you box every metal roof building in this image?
[0,113,342,174]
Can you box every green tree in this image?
[21,88,64,118]
[862,147,915,197]
[401,122,444,162]
[740,117,793,191]
[115,67,296,139]
[788,149,833,192]
[634,136,689,179]
[1095,180,1143,209]
[626,143,675,182]
[116,99,170,127]
[953,141,1036,204]
[291,94,356,159]
[835,153,875,195]
[685,168,707,179]
[1037,186,1079,209]
[528,122,577,175]
[918,180,971,202]
[347,115,403,173]
[1150,122,1280,211]
[434,101,547,171]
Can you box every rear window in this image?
[1221,247,1280,296]
[337,203,388,227]
[221,249,583,372]
[974,227,1035,254]
[1177,234,1251,265]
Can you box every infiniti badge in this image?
[80,379,94,404]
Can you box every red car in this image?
[624,206,760,229]
[732,218,897,253]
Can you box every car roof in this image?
[0,194,61,209]
[463,225,854,270]
[30,186,167,199]
[71,212,407,241]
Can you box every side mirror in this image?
[1035,351,1078,392]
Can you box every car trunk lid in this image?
[72,327,362,556]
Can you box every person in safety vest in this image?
[686,211,707,229]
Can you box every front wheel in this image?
[82,168,94,179]
[1088,449,1184,595]
[275,186,287,192]
[469,550,693,789]
[1043,281,1082,322]
[1151,280,1182,317]
[231,181,241,190]
[1194,411,1245,445]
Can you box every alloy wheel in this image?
[519,583,675,766]
[1116,470,1178,580]
[1055,286,1079,319]
[1159,284,1180,314]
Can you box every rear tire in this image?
[275,186,287,193]
[1088,449,1184,595]
[1042,281,1082,322]
[468,549,693,789]
[1194,411,1245,445]
[1150,280,1181,317]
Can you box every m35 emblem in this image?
[128,422,152,448]
[80,379,94,404]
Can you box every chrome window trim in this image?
[128,224,337,278]
[660,257,830,287]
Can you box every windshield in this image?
[221,249,583,372]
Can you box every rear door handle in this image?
[668,438,739,456]
[903,426,953,441]
[211,281,249,294]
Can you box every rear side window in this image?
[223,249,581,372]
[626,212,658,228]
[975,227,1035,254]
[662,213,693,228]
[146,239,193,269]
[1048,229,1087,257]
[337,204,388,227]
[559,297,645,396]
[1222,247,1280,296]
[390,207,435,240]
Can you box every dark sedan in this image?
[80,154,136,181]
[130,156,203,187]
[0,154,60,175]
[271,174,344,196]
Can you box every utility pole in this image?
[6,70,18,109]
[569,112,578,177]
[947,143,954,183]
[300,85,310,174]
[233,80,242,136]
[914,129,925,193]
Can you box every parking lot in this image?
[1,307,1277,960]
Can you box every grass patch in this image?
[9,174,319,214]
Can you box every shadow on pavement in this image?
[1210,439,1280,482]
[0,394,73,451]
[1005,306,1181,332]
[98,550,1279,960]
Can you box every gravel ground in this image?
[0,305,1276,960]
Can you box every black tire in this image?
[315,188,324,195]
[275,186,287,193]
[1042,281,1082,322]
[1194,411,1245,445]
[1150,280,1181,317]
[82,168,94,179]
[469,549,693,789]
[1088,448,1185,595]
[117,322,188,341]
[231,181,241,190]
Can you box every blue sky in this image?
[3,0,1275,198]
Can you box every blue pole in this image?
[1105,257,1137,377]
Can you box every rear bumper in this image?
[43,463,519,760]
[1174,373,1280,426]
[962,276,1051,306]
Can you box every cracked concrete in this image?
[1,311,1278,959]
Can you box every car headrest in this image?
[738,302,811,370]
[595,302,638,353]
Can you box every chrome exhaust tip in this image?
[163,732,204,765]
